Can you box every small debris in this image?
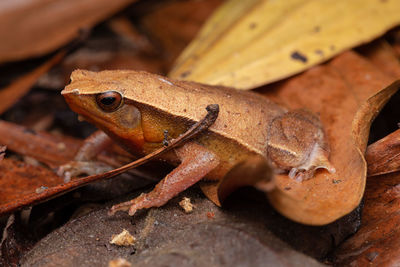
[291,51,308,63]
[35,186,48,194]
[332,179,342,184]
[179,197,194,213]
[110,229,136,246]
[23,155,40,166]
[366,251,379,262]
[108,258,132,267]
[249,22,257,29]
[179,70,191,78]
[314,49,324,56]
[207,212,215,219]
[57,142,66,151]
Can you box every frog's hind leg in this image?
[109,142,220,216]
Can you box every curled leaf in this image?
[169,0,400,89]
[201,155,274,205]
[264,51,399,225]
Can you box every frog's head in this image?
[266,109,335,181]
[62,69,145,151]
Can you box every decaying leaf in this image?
[0,120,81,167]
[366,129,400,176]
[0,120,136,215]
[334,172,400,266]
[0,158,63,209]
[201,155,274,206]
[0,0,137,63]
[169,0,400,89]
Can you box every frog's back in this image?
[68,70,287,155]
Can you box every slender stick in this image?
[0,104,219,215]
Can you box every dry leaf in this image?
[0,120,134,215]
[366,129,400,176]
[262,51,399,225]
[334,172,400,266]
[0,158,63,208]
[0,120,81,167]
[201,155,274,206]
[169,0,400,89]
[0,0,137,63]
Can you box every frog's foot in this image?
[57,161,113,182]
[288,168,316,182]
[109,142,219,216]
[288,161,336,182]
[109,192,167,216]
[288,144,336,182]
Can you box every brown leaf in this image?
[0,120,133,215]
[334,172,400,266]
[261,51,399,225]
[0,0,138,63]
[366,129,400,176]
[0,158,63,209]
[359,40,400,78]
[0,120,81,167]
[0,50,66,115]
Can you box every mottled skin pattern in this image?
[61,70,334,215]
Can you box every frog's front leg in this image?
[109,141,219,216]
[57,130,114,180]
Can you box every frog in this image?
[60,69,335,216]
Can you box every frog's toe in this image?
[288,168,316,182]
[57,161,113,181]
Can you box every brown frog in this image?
[60,70,335,216]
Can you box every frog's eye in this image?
[96,91,123,112]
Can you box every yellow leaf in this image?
[169,0,400,90]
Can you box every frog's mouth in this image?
[62,90,117,132]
